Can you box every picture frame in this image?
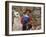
[5,1,45,36]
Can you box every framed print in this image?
[5,1,45,36]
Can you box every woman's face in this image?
[26,11,29,15]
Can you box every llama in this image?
[13,11,22,31]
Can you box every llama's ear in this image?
[13,10,16,13]
[13,10,15,12]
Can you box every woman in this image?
[21,9,32,30]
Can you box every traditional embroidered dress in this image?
[21,15,32,30]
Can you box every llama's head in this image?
[14,11,20,18]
